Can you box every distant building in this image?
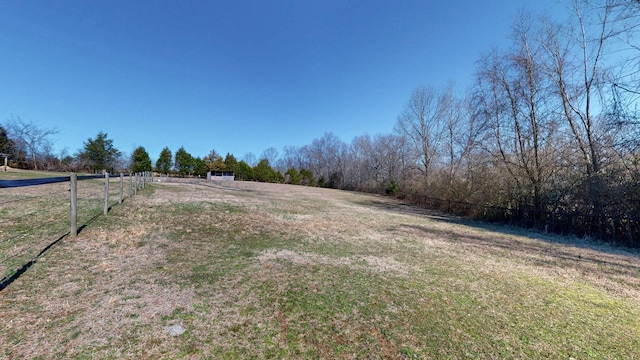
[208,171,235,181]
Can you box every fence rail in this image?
[0,172,153,290]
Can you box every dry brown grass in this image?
[1,180,639,359]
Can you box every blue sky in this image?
[0,0,565,163]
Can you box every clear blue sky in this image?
[0,0,565,163]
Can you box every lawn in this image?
[0,167,71,180]
[1,180,639,359]
[0,174,136,283]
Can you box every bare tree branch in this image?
[6,116,58,171]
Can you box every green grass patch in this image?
[0,169,70,180]
[2,182,639,359]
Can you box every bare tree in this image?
[605,0,640,156]
[395,86,446,183]
[242,152,257,167]
[260,147,280,170]
[301,133,347,187]
[479,16,557,211]
[280,145,306,172]
[539,0,622,214]
[345,135,376,189]
[372,133,413,189]
[6,116,58,171]
[438,84,466,183]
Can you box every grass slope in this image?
[1,181,639,359]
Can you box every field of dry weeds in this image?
[1,180,639,359]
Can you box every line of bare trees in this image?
[276,1,640,245]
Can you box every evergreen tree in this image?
[274,170,285,183]
[235,160,254,180]
[285,167,302,185]
[224,153,238,173]
[0,125,20,168]
[203,149,225,172]
[131,146,152,173]
[78,132,121,172]
[0,125,12,151]
[0,125,15,158]
[2,130,26,168]
[156,147,172,174]
[174,146,195,176]
[254,159,277,182]
[300,169,316,186]
[194,157,207,177]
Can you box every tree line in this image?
[152,146,318,185]
[0,123,313,184]
[1,1,638,245]
[275,1,640,245]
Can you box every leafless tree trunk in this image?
[540,0,621,215]
[395,86,446,184]
[6,116,58,171]
[438,85,466,185]
[347,135,377,190]
[475,14,562,214]
[299,133,347,187]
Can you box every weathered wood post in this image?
[134,173,138,195]
[104,171,109,215]
[70,173,77,237]
[119,173,124,204]
[129,172,133,197]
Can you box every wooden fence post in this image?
[104,172,109,215]
[134,173,138,195]
[70,173,77,238]
[129,172,133,197]
[119,173,124,204]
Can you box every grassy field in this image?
[1,180,639,359]
[0,171,135,282]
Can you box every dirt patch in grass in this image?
[1,180,639,359]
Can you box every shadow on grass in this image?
[0,210,104,292]
[359,199,640,278]
[0,233,67,291]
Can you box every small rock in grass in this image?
[164,323,185,336]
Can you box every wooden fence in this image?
[0,172,153,290]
